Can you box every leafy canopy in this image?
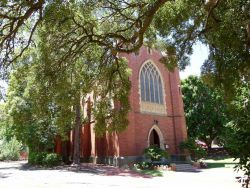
[0,0,249,92]
[6,40,131,151]
[222,84,250,176]
[0,0,249,169]
[181,76,228,148]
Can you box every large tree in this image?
[6,37,131,164]
[222,83,250,178]
[0,1,249,87]
[181,76,228,149]
[1,0,249,170]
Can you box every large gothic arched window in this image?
[139,61,166,115]
[140,62,163,104]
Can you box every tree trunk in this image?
[207,143,212,152]
[73,95,81,165]
[203,138,212,153]
[247,22,250,48]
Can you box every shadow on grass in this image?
[19,162,154,178]
[205,156,234,161]
[203,157,238,169]
[206,162,236,169]
[135,169,163,177]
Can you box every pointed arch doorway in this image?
[147,125,165,150]
[149,129,160,147]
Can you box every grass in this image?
[203,157,238,169]
[133,167,164,177]
[136,169,163,177]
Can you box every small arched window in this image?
[140,62,163,104]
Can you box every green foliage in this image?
[0,85,5,101]
[137,169,163,177]
[134,161,153,170]
[181,76,228,148]
[0,0,249,95]
[28,152,62,167]
[5,57,60,153]
[221,84,250,176]
[0,103,22,161]
[5,45,96,153]
[93,57,131,137]
[0,136,21,161]
[179,139,207,161]
[144,145,168,162]
[154,0,250,95]
[44,153,62,167]
[1,0,249,170]
[133,162,163,176]
[5,21,131,160]
[154,0,204,70]
[203,157,238,169]
[28,152,46,165]
[200,0,250,97]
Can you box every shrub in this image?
[44,153,62,167]
[28,152,46,165]
[28,152,62,166]
[134,161,153,170]
[179,139,207,161]
[28,152,36,164]
[144,145,168,161]
[134,146,168,171]
[0,137,21,161]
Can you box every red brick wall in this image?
[116,46,187,156]
[56,46,187,160]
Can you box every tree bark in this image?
[203,138,212,153]
[73,95,81,165]
[247,22,250,48]
[207,143,212,152]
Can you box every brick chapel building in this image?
[56,46,187,165]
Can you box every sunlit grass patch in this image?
[203,157,238,168]
[135,169,163,177]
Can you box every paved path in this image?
[0,161,243,188]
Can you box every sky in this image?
[179,42,209,80]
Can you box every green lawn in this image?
[203,157,238,169]
[133,168,163,177]
[133,157,238,176]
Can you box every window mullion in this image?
[140,62,164,105]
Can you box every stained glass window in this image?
[140,62,163,104]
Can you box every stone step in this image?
[171,161,189,164]
[175,164,197,172]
